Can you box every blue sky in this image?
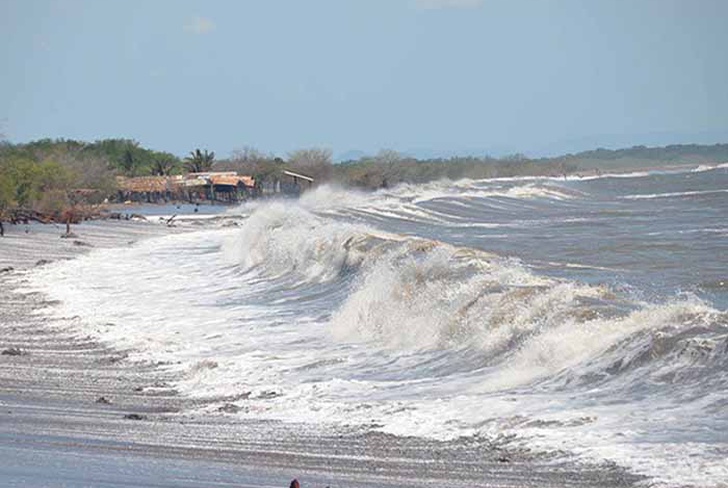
[2,0,727,159]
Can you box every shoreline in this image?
[0,219,646,487]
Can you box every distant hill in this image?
[526,130,728,157]
[337,142,728,165]
[551,143,728,170]
[332,142,728,189]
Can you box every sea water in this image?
[27,165,728,486]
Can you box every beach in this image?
[0,216,645,488]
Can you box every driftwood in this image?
[6,209,87,225]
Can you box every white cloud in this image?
[414,0,484,9]
[184,16,215,35]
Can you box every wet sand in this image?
[0,219,644,487]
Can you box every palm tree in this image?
[120,149,140,176]
[151,157,177,176]
[184,149,215,173]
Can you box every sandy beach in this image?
[0,217,645,487]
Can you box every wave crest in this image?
[223,202,372,283]
[329,238,724,390]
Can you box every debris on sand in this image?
[123,413,147,421]
[1,347,26,356]
[217,403,242,414]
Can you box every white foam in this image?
[692,162,728,173]
[622,189,728,200]
[221,202,367,283]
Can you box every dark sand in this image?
[0,218,644,487]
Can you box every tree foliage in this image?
[0,138,183,178]
[0,156,75,219]
[184,149,215,173]
[0,137,172,226]
[150,152,180,176]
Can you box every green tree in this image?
[120,149,143,176]
[184,149,215,173]
[0,156,75,221]
[87,138,167,176]
[150,152,180,176]
[0,168,15,236]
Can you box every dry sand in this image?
[0,217,644,487]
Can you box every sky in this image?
[2,0,727,159]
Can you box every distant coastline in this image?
[2,139,727,232]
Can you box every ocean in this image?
[26,164,728,487]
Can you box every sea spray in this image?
[221,201,383,285]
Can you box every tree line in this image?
[2,137,727,232]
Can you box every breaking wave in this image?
[219,195,726,395]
